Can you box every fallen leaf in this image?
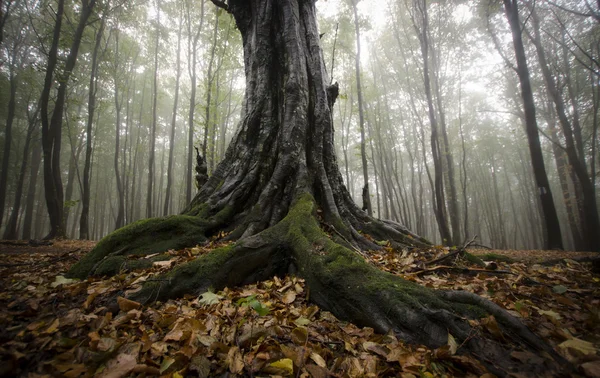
[310,352,327,368]
[199,291,223,306]
[51,275,76,288]
[559,338,597,355]
[552,285,568,294]
[581,361,600,377]
[227,346,244,374]
[269,358,293,375]
[282,291,296,304]
[117,297,141,312]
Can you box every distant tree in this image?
[502,0,563,250]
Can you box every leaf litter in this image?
[0,239,598,377]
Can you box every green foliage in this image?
[236,294,270,316]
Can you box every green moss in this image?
[93,254,172,277]
[68,215,208,279]
[463,252,486,267]
[131,244,238,303]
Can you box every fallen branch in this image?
[409,265,515,277]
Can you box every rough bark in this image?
[69,0,567,375]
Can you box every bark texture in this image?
[69,1,567,375]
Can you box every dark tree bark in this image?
[0,39,18,229]
[41,0,96,239]
[3,104,39,240]
[503,0,563,250]
[69,1,567,375]
[21,140,42,240]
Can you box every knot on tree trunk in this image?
[326,82,339,109]
[195,146,208,189]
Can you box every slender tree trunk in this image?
[164,15,183,216]
[0,48,18,229]
[22,140,42,240]
[503,0,563,250]
[147,0,161,218]
[3,106,38,239]
[431,48,461,245]
[112,29,125,229]
[186,0,205,203]
[351,0,372,216]
[41,0,96,239]
[80,16,104,240]
[413,0,451,244]
[203,9,219,161]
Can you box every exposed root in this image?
[75,194,571,377]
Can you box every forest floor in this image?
[0,239,599,377]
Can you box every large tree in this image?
[68,0,566,375]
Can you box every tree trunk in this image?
[41,0,96,239]
[528,8,600,251]
[0,47,18,229]
[80,15,104,240]
[22,140,42,240]
[185,0,206,204]
[113,29,125,230]
[68,1,567,375]
[147,0,161,218]
[412,0,452,244]
[3,105,38,240]
[164,15,183,216]
[351,0,372,217]
[503,0,563,250]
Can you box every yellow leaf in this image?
[538,309,562,321]
[310,352,327,368]
[559,338,597,355]
[51,275,76,288]
[43,318,60,334]
[447,333,458,355]
[269,358,293,375]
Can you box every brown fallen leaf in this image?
[117,296,141,312]
[282,291,296,304]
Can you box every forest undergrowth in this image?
[0,239,599,377]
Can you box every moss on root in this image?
[68,215,208,279]
[93,254,172,277]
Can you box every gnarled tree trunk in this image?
[68,1,566,375]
